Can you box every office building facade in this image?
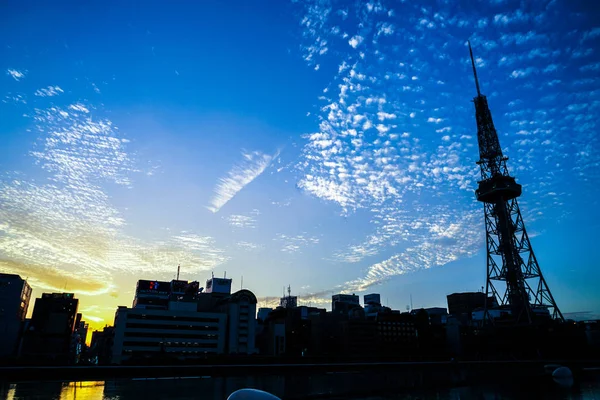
[111,306,226,364]
[110,277,258,363]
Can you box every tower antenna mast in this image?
[468,40,481,97]
[468,41,563,325]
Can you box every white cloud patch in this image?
[275,233,320,254]
[0,97,227,298]
[7,69,26,81]
[207,150,278,213]
[226,210,260,229]
[348,35,364,48]
[35,86,64,97]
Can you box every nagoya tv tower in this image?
[467,41,564,325]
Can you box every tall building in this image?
[71,313,89,364]
[89,326,114,365]
[111,277,258,364]
[214,289,258,355]
[111,305,227,364]
[205,276,232,297]
[332,294,360,313]
[364,293,381,306]
[468,42,562,325]
[20,293,79,362]
[132,280,171,309]
[257,307,273,322]
[280,285,297,309]
[0,274,32,358]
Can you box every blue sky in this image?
[1,0,599,327]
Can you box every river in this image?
[2,374,600,400]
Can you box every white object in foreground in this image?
[552,366,574,388]
[227,389,281,400]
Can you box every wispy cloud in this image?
[237,241,263,251]
[207,150,279,213]
[7,69,26,81]
[226,209,260,228]
[274,233,320,254]
[34,86,64,97]
[0,89,227,300]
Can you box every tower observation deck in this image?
[467,41,563,325]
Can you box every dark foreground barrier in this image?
[1,360,599,385]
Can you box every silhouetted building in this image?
[257,305,327,357]
[364,293,381,306]
[375,311,417,355]
[332,293,360,314]
[214,289,258,355]
[280,295,297,309]
[89,326,114,365]
[133,280,171,310]
[21,293,78,363]
[71,313,89,364]
[257,307,272,323]
[0,274,32,359]
[413,307,448,325]
[447,292,495,324]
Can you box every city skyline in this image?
[1,0,600,331]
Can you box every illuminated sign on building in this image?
[136,280,171,295]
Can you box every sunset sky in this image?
[1,0,599,331]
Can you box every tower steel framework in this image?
[468,42,564,325]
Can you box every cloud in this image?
[580,62,600,72]
[493,10,528,26]
[581,27,600,42]
[236,241,263,251]
[348,35,364,48]
[207,150,279,213]
[0,259,110,295]
[274,233,320,254]
[7,69,26,81]
[0,92,230,301]
[377,23,394,36]
[226,210,259,229]
[34,86,64,97]
[510,67,538,78]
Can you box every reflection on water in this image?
[3,381,107,400]
[1,375,600,400]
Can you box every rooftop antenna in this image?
[468,40,481,97]
[287,285,291,298]
[410,294,413,311]
[212,271,214,279]
[224,271,226,279]
[176,264,180,281]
